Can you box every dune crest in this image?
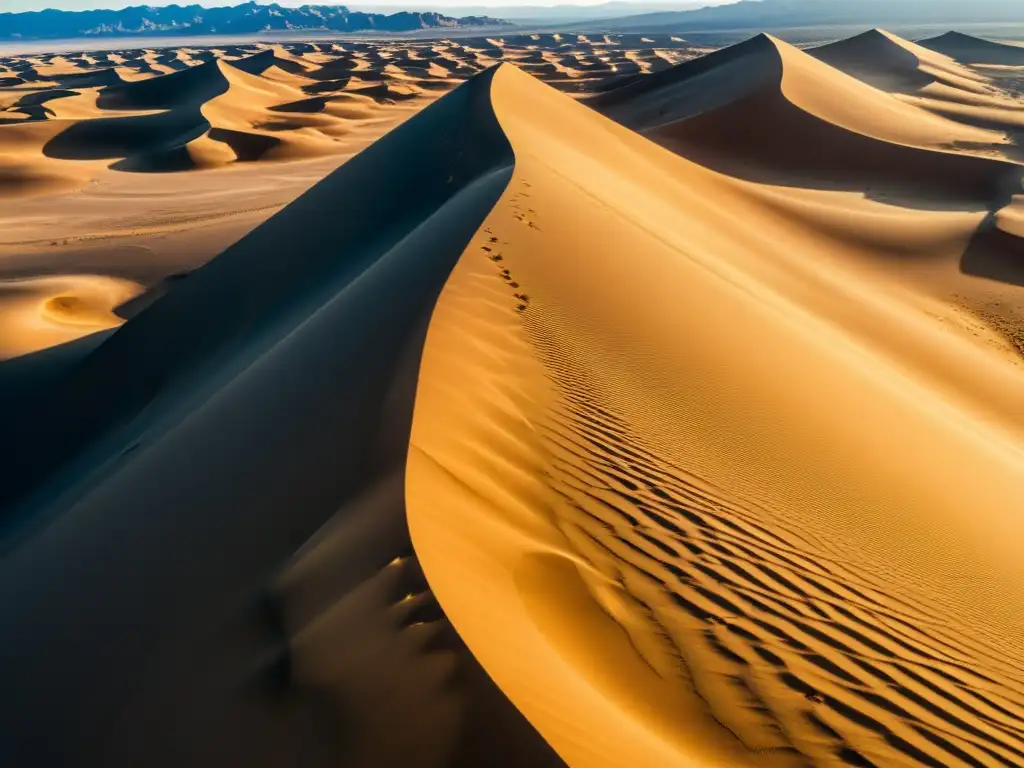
[0,67,577,768]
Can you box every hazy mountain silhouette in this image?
[0,1,511,41]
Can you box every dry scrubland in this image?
[2,26,1024,768]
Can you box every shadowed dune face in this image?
[96,59,233,109]
[4,26,1024,768]
[0,70,568,768]
[808,31,1024,167]
[921,31,1024,67]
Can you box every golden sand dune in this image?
[596,34,1020,200]
[3,28,1024,768]
[408,63,1024,768]
[0,273,141,359]
[812,30,1024,142]
[0,69,566,767]
[811,29,993,96]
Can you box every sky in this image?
[6,0,731,13]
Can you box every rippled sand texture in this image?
[409,35,1024,768]
[2,27,1024,768]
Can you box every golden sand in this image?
[2,28,1024,768]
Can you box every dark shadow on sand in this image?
[961,210,1024,287]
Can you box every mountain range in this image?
[568,0,1024,33]
[350,2,724,26]
[0,2,511,40]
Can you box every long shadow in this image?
[305,56,362,81]
[51,67,123,89]
[301,76,351,94]
[0,329,114,430]
[808,30,933,92]
[961,210,1024,287]
[232,49,310,77]
[43,108,208,161]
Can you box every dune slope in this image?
[408,64,1024,768]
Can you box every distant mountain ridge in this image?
[0,1,512,40]
[571,0,1024,33]
[351,1,722,25]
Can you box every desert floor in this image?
[2,27,1024,768]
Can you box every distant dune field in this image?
[1,26,1024,768]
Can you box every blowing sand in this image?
[2,27,1024,768]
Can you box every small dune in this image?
[0,274,141,359]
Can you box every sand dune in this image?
[811,29,992,95]
[409,62,1024,768]
[598,33,1006,148]
[3,27,1024,768]
[921,31,1024,67]
[810,30,1024,142]
[0,67,567,768]
[596,34,1019,201]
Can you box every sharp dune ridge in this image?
[0,66,567,768]
[1,26,1024,768]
